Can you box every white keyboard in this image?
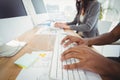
[0,40,26,57]
[49,34,102,80]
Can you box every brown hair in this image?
[76,0,95,15]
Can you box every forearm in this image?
[87,22,120,46]
[67,21,76,25]
[87,33,118,46]
[70,23,93,32]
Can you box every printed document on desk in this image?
[16,51,52,80]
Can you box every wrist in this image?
[84,38,91,46]
[65,25,70,29]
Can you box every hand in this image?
[61,35,88,47]
[54,22,70,29]
[61,45,117,76]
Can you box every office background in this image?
[0,0,120,44]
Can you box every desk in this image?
[0,27,56,80]
[0,27,111,80]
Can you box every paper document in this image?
[16,51,52,80]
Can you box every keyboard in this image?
[0,40,26,57]
[49,33,102,80]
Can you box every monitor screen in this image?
[31,0,47,14]
[0,0,27,19]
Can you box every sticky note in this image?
[14,53,38,68]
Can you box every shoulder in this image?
[86,0,100,14]
[90,0,100,8]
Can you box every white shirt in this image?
[80,15,85,22]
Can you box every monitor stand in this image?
[0,40,26,57]
[0,44,19,57]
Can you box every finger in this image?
[63,40,72,47]
[54,23,58,27]
[64,61,86,70]
[61,47,80,56]
[55,23,61,27]
[63,63,80,69]
[61,52,82,61]
[61,35,71,44]
[61,48,72,57]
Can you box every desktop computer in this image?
[0,17,28,57]
[0,0,34,57]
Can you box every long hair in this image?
[76,0,95,15]
[76,0,81,14]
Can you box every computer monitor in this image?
[0,0,29,45]
[0,0,35,57]
[0,0,27,19]
[31,0,47,14]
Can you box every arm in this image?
[61,23,120,47]
[54,14,78,29]
[69,2,100,32]
[87,23,120,46]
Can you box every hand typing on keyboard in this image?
[61,45,118,78]
[49,34,101,80]
[61,35,87,48]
